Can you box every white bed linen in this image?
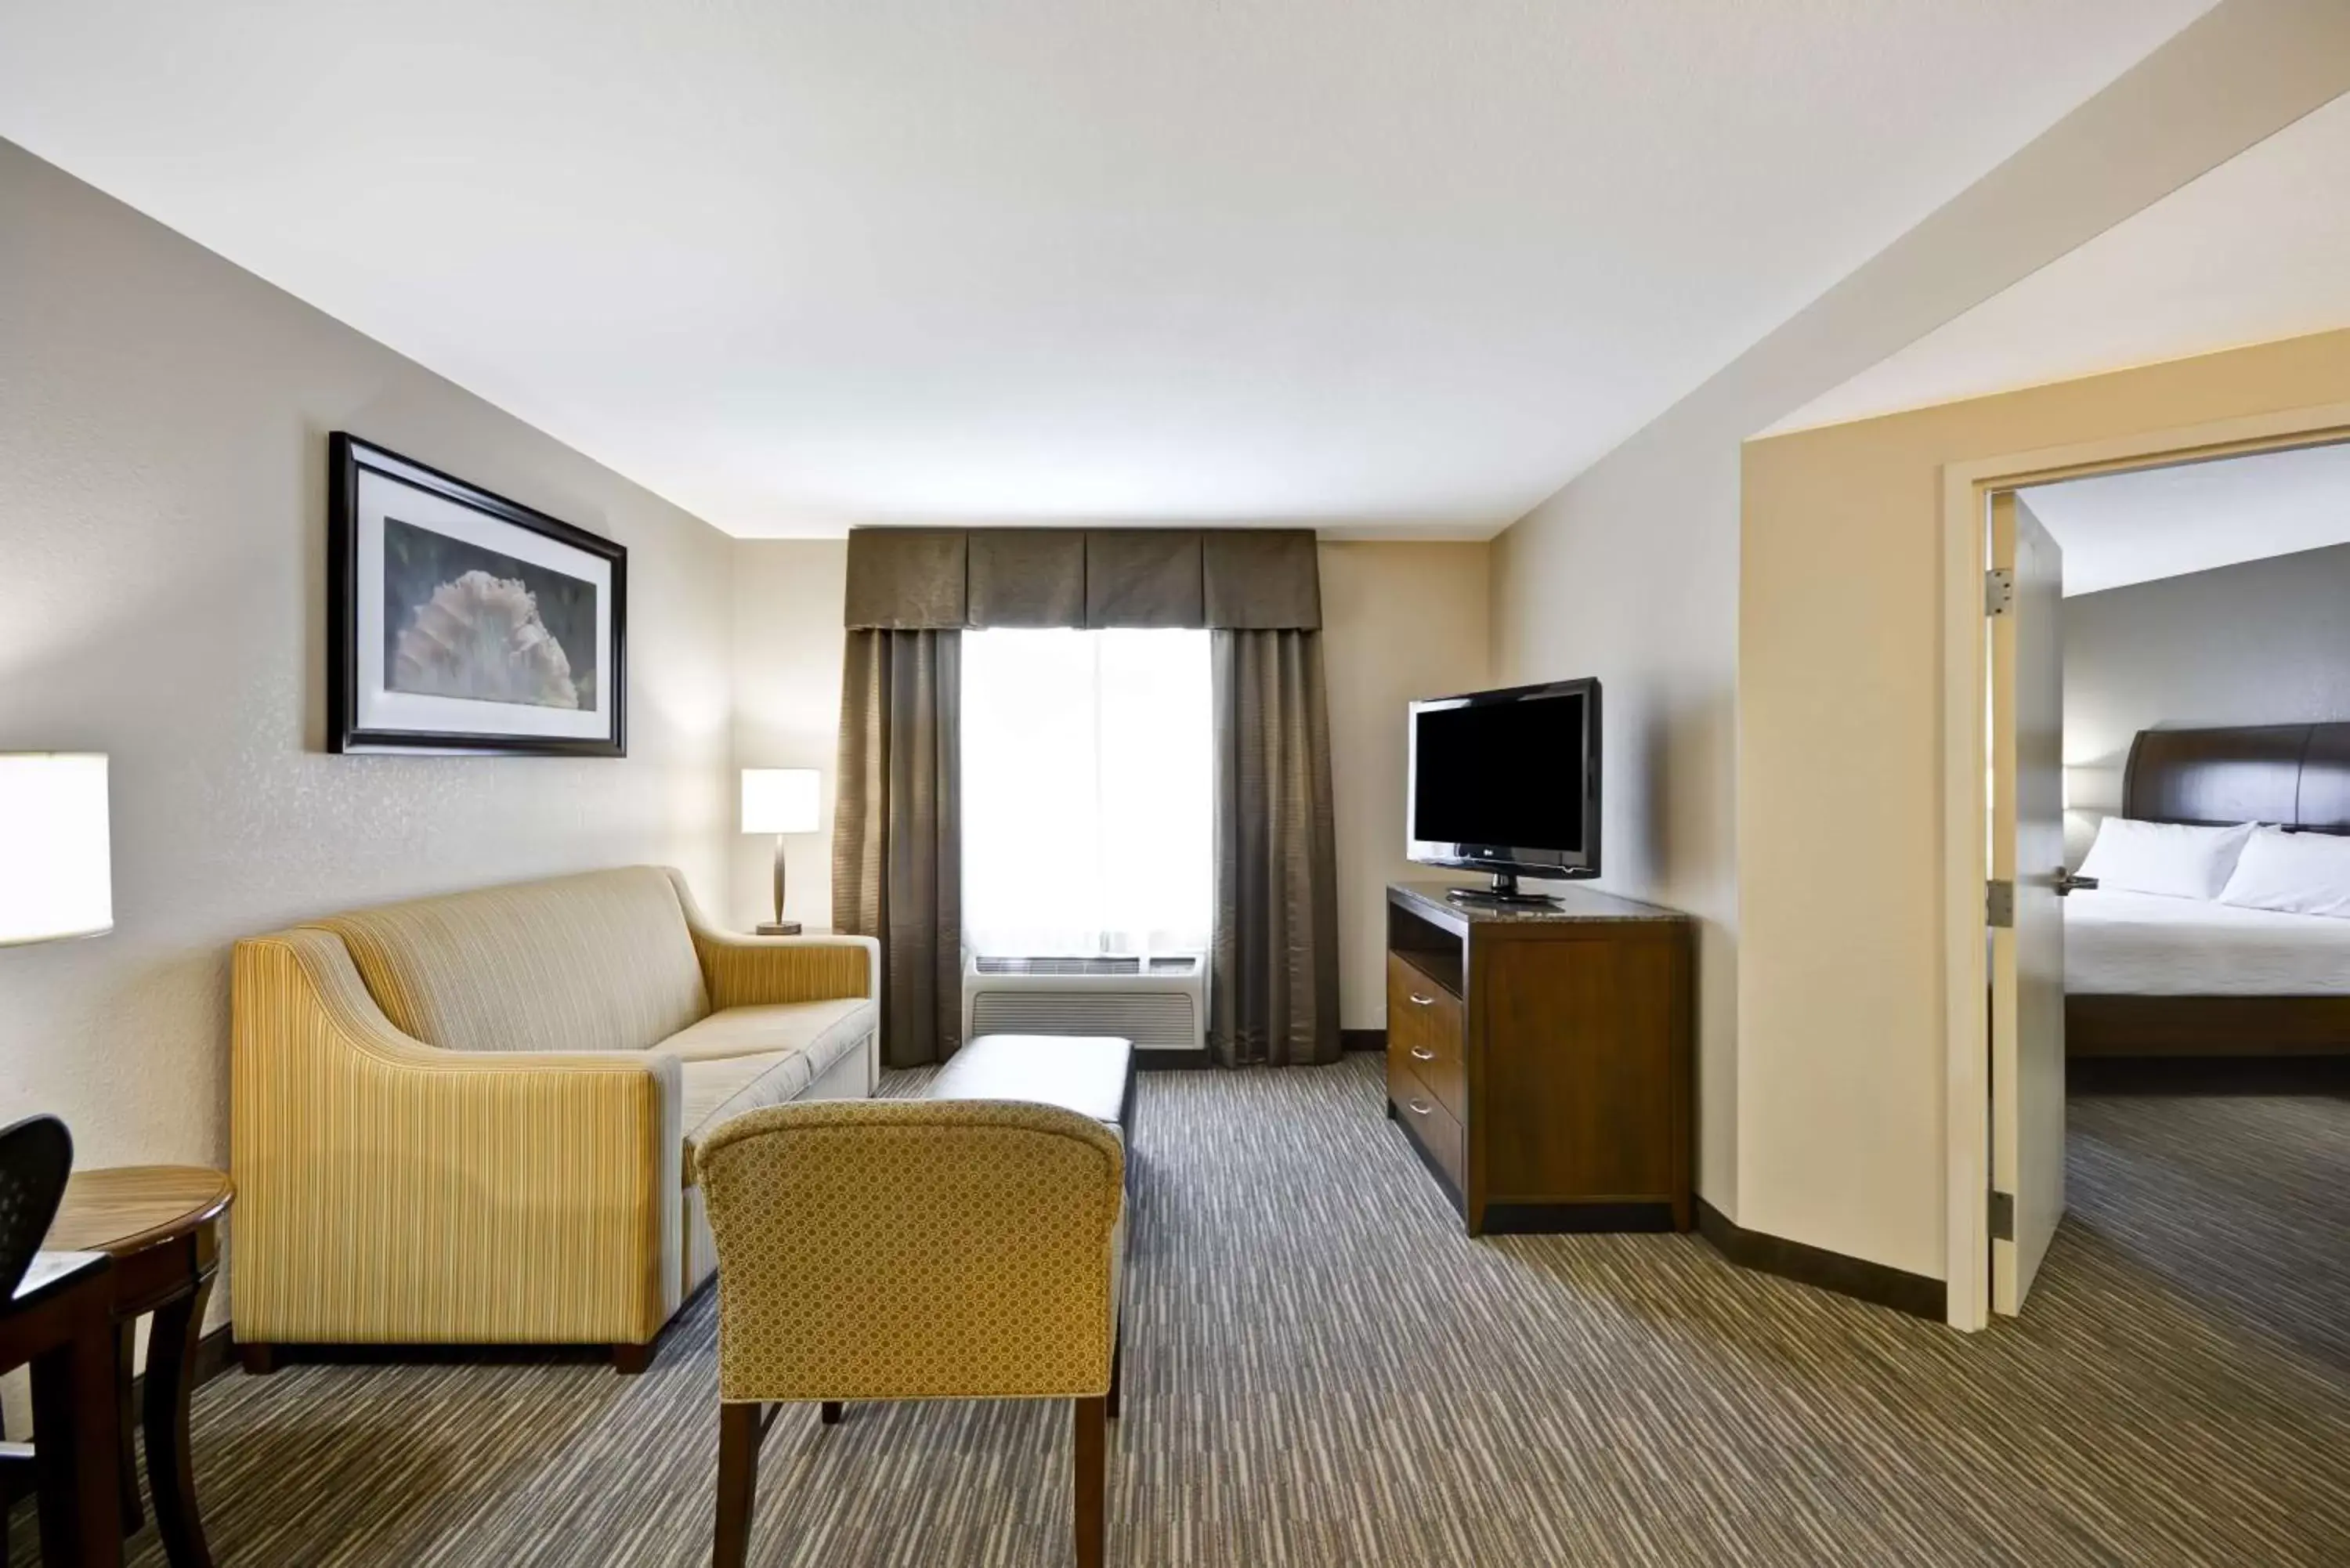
[2066,887,2350,995]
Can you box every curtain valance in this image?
[844,527,1321,631]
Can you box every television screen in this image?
[1408,679,1599,882]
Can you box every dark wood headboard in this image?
[2123,722,2350,835]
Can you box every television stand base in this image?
[1444,873,1560,908]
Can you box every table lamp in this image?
[0,753,114,946]
[740,768,820,935]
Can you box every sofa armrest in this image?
[692,930,879,1011]
[662,862,878,1009]
[231,929,684,1346]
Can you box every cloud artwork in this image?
[382,517,598,711]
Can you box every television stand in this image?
[1444,873,1558,908]
[1386,881,1694,1234]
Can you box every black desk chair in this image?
[0,1115,121,1568]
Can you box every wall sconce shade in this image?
[0,753,114,945]
[740,768,821,836]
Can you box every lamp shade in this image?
[0,753,113,945]
[740,768,821,835]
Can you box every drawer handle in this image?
[1409,1046,1437,1061]
[1408,992,1436,1007]
[1407,1097,1433,1116]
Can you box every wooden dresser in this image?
[1384,881,1693,1234]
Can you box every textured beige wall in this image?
[1741,327,2350,1280]
[726,540,849,931]
[1490,6,2350,1231]
[0,139,736,1195]
[1319,541,1492,1029]
[1491,450,1744,1212]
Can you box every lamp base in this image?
[756,920,804,937]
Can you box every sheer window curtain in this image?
[962,629,1213,958]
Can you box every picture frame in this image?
[327,433,627,756]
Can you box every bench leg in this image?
[1073,1396,1105,1568]
[819,1400,843,1425]
[713,1402,765,1568]
[1106,1328,1123,1420]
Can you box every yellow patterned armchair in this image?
[230,866,878,1371]
[696,1099,1126,1568]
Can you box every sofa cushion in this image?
[311,867,710,1055]
[681,1052,814,1176]
[657,999,877,1076]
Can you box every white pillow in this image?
[2075,817,2256,901]
[2216,826,2350,919]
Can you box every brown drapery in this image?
[834,526,1337,1069]
[832,629,962,1068]
[1210,628,1340,1066]
[844,526,1321,631]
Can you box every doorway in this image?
[1942,410,2350,1331]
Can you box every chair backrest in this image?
[0,1115,73,1301]
[695,1098,1123,1404]
[306,866,711,1053]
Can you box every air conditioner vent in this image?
[971,954,1203,977]
[975,956,1140,976]
[962,951,1207,1053]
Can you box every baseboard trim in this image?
[230,1275,714,1375]
[189,1323,235,1390]
[1696,1199,1946,1321]
[1340,1028,1387,1054]
[2070,1053,2350,1094]
[1134,1048,1216,1071]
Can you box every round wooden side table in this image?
[44,1166,233,1568]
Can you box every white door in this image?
[1989,491,2066,1313]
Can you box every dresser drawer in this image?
[1387,952,1466,1118]
[1390,1064,1466,1196]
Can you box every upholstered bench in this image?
[922,1033,1134,1132]
[698,1031,1135,1568]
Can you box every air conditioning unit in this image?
[962,952,1207,1056]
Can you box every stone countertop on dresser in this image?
[1390,880,1691,927]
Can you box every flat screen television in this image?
[1407,677,1600,902]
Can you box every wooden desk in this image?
[43,1169,232,1568]
[0,1251,122,1568]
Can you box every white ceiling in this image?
[1775,87,2350,435]
[2023,439,2350,598]
[0,2,2211,538]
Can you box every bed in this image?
[2065,721,2350,1057]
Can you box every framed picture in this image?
[328,433,627,756]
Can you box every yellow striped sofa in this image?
[229,866,878,1371]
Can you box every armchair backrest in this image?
[306,866,710,1054]
[696,1099,1123,1403]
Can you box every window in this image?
[962,628,1212,957]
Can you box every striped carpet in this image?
[12,1056,2348,1566]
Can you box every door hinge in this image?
[1989,1189,2015,1242]
[1986,880,2014,928]
[1985,566,2015,617]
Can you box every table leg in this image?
[115,1321,144,1534]
[143,1270,217,1568]
[31,1317,124,1568]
